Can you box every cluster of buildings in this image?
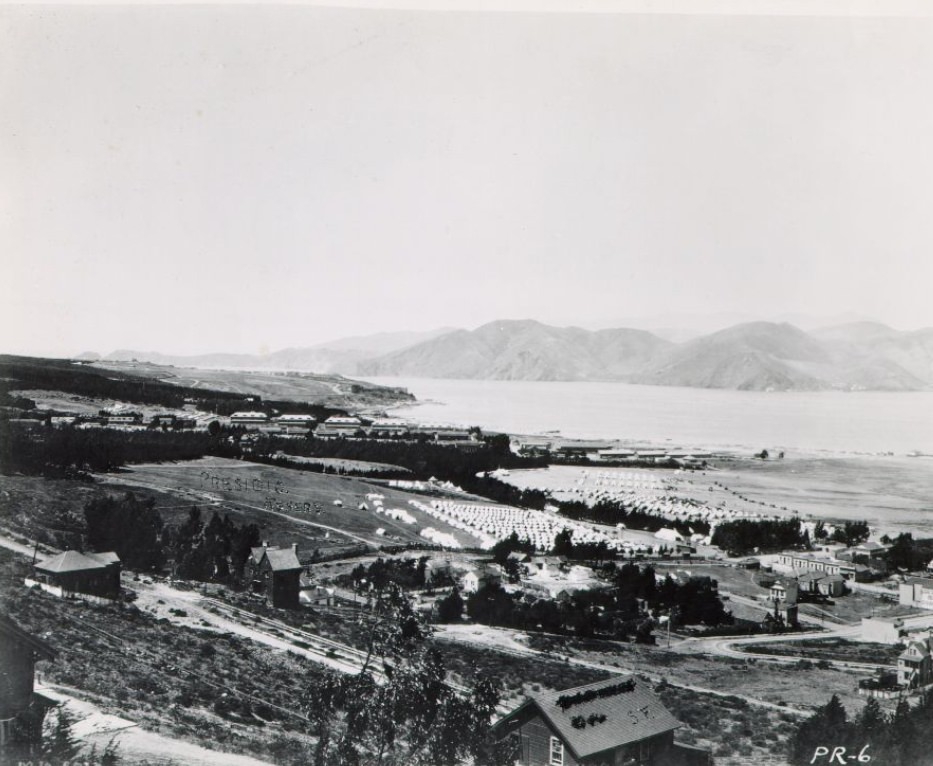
[230,412,480,445]
[22,542,308,611]
[509,554,606,600]
[772,542,890,584]
[40,411,200,430]
[230,411,318,435]
[424,554,604,601]
[38,403,487,449]
[761,543,893,624]
[512,438,713,467]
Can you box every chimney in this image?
[291,543,298,553]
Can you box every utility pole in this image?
[667,606,677,649]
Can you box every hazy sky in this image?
[3,1,933,356]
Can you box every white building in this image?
[320,416,363,436]
[900,577,933,609]
[861,616,906,645]
[230,411,269,428]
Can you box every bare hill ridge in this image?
[96,320,933,391]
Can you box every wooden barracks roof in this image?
[497,676,681,760]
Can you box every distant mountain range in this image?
[88,328,456,374]
[85,320,933,391]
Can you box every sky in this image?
[3,1,933,356]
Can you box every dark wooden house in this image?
[0,615,56,749]
[245,544,303,609]
[494,676,712,766]
[31,550,121,601]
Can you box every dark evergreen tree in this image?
[84,492,165,571]
[436,589,464,623]
[788,695,853,765]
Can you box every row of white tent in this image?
[407,499,657,554]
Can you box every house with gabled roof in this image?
[897,632,933,688]
[493,676,712,766]
[244,543,303,609]
[28,550,121,602]
[0,615,57,750]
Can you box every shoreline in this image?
[360,376,933,457]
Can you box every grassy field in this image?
[738,638,900,666]
[0,456,486,559]
[102,457,485,551]
[275,454,411,475]
[0,474,118,550]
[520,631,868,713]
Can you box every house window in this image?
[639,738,654,762]
[549,736,564,766]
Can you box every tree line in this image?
[710,518,809,556]
[0,421,236,477]
[789,693,933,766]
[84,492,261,582]
[557,499,711,538]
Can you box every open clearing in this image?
[99,457,486,551]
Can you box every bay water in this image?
[363,377,933,456]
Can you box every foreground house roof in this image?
[0,614,56,661]
[498,676,681,760]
